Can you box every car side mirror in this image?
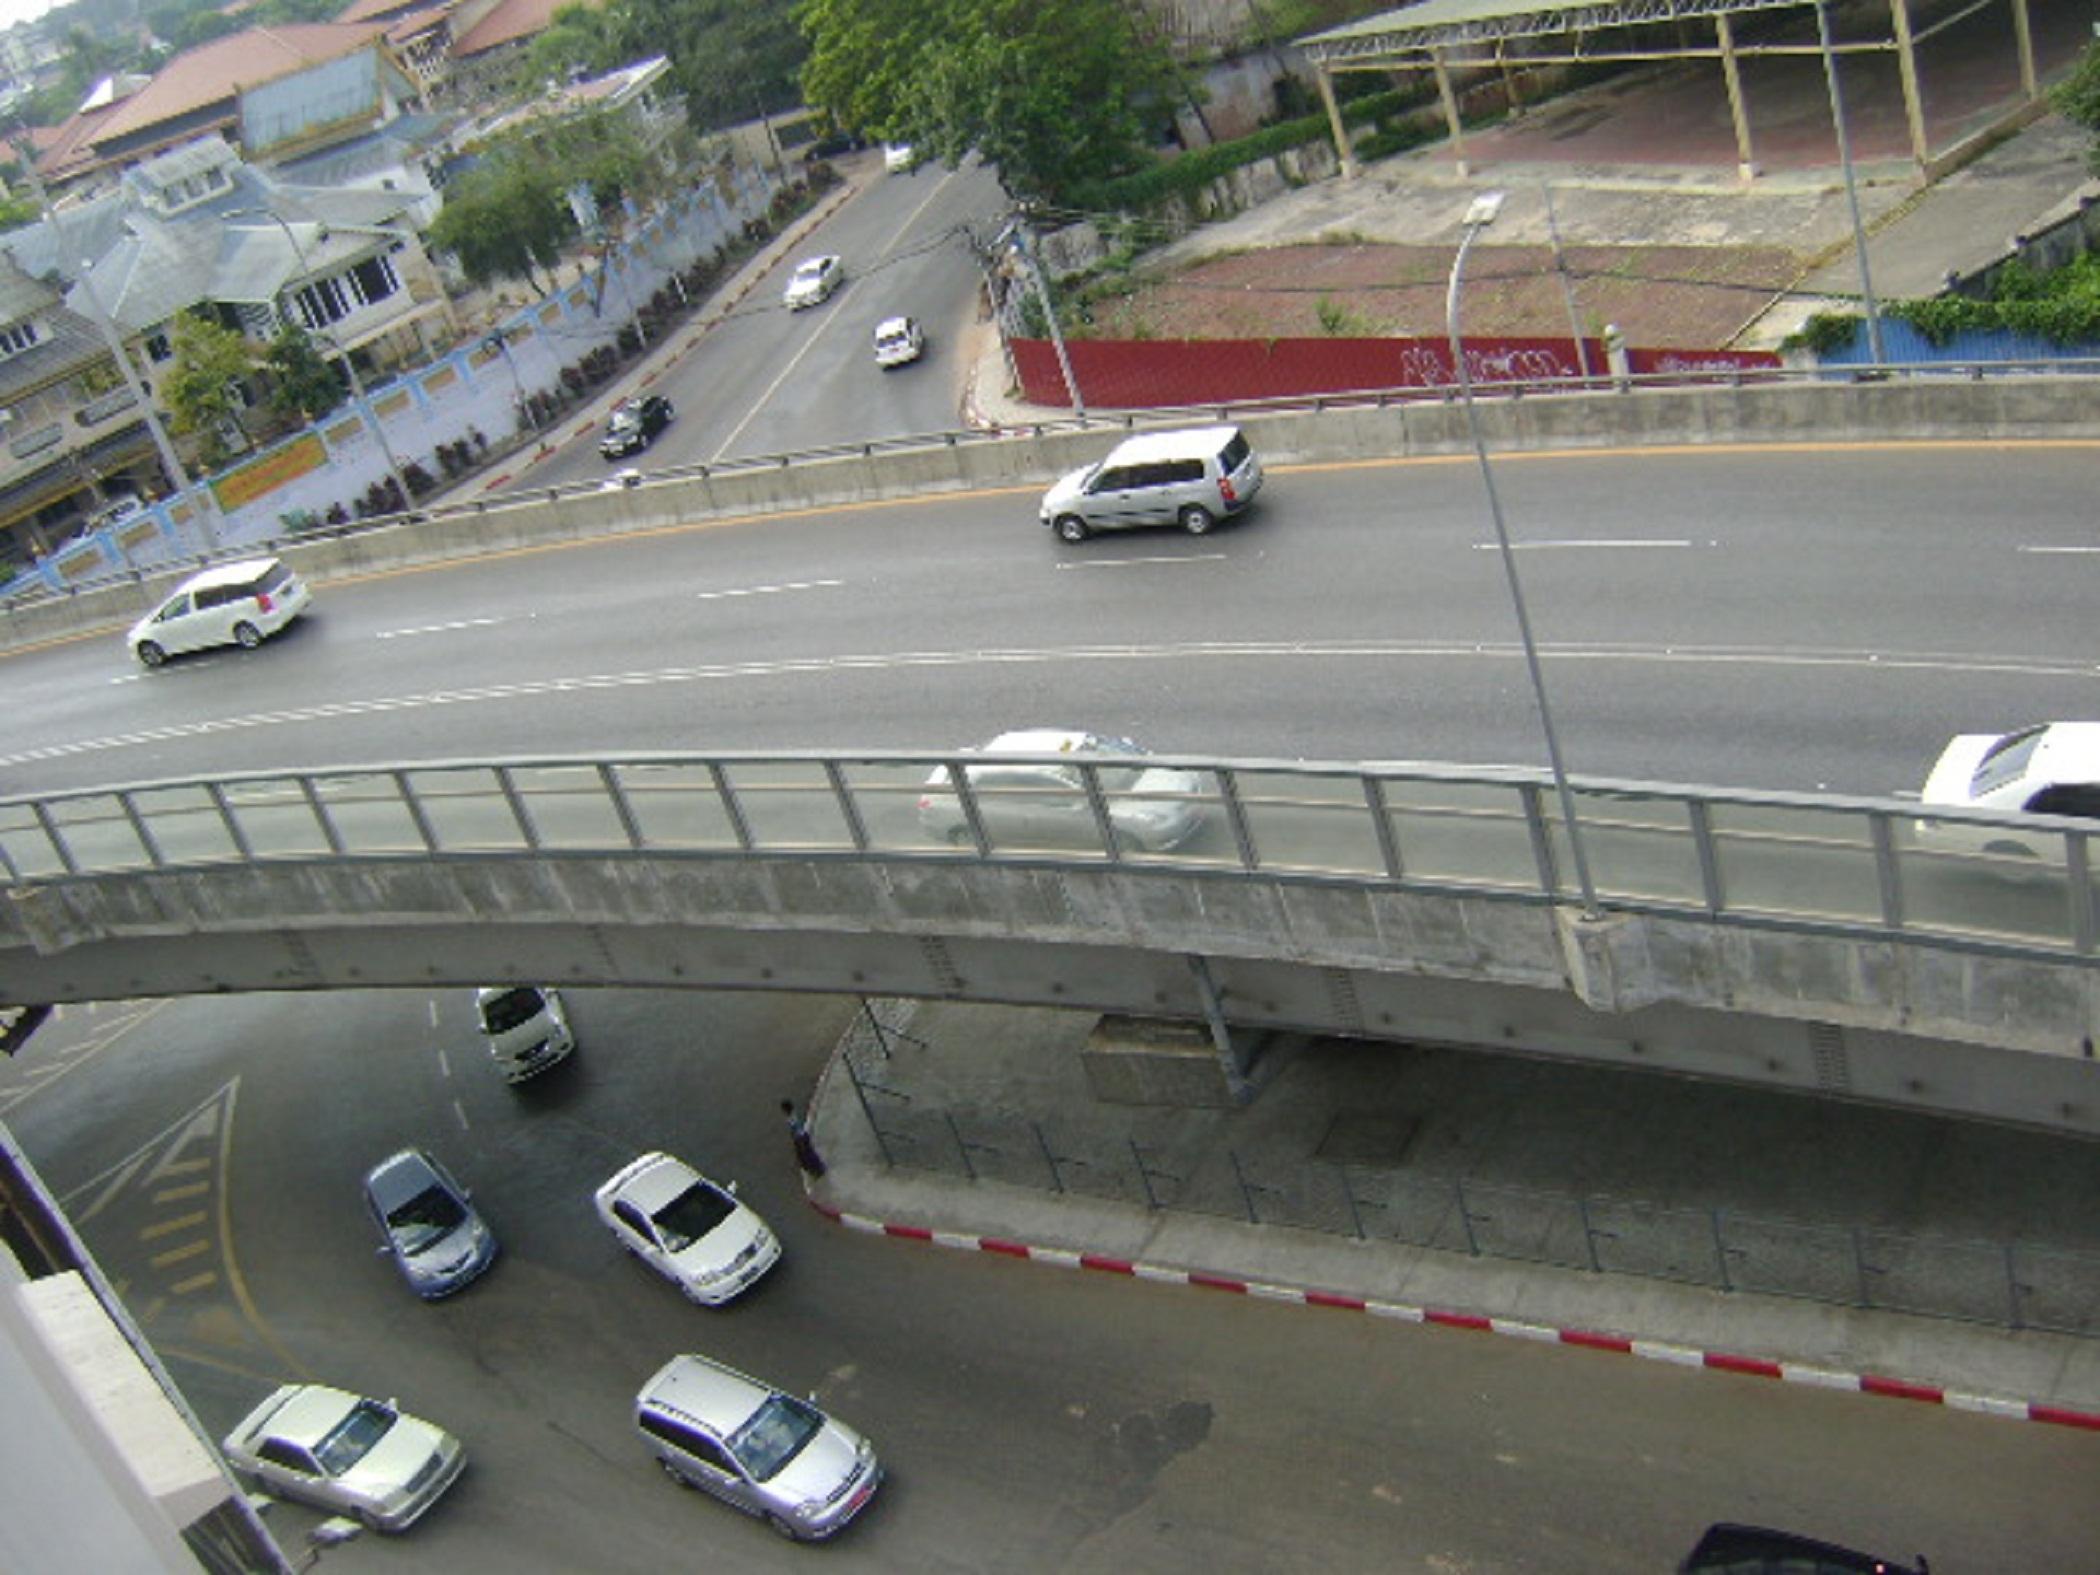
[727,1180,739,1196]
[310,1519,363,1548]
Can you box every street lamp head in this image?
[1463,191,1506,229]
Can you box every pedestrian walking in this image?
[782,1098,827,1179]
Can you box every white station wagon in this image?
[127,556,310,667]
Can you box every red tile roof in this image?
[334,0,423,25]
[452,0,576,59]
[90,24,389,151]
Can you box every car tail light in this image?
[255,592,274,612]
[1218,475,1237,505]
[916,795,933,811]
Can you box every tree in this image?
[795,0,1177,202]
[261,320,343,427]
[2053,40,2100,174]
[618,0,805,131]
[162,313,254,467]
[515,2,629,94]
[428,154,577,295]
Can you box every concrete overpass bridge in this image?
[5,747,2100,1136]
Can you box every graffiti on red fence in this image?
[1009,336,1780,409]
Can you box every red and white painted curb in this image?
[808,1199,2100,1433]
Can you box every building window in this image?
[0,319,43,358]
[294,254,399,331]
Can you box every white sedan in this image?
[783,254,843,310]
[593,1151,781,1305]
[221,1385,465,1532]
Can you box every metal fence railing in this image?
[838,1050,2100,1337]
[4,748,2099,968]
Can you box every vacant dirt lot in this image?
[1085,241,1806,349]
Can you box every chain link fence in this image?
[839,1034,2100,1337]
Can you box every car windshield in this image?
[480,988,544,1033]
[313,1399,396,1476]
[649,1181,735,1252]
[726,1394,824,1482]
[609,410,640,432]
[387,1184,465,1252]
[1972,725,2048,795]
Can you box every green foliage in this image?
[2052,40,2100,174]
[261,322,343,427]
[428,138,584,293]
[1066,86,1436,213]
[618,0,805,130]
[515,3,631,93]
[1887,253,2100,347]
[162,313,254,467]
[1314,294,1375,335]
[1781,312,1861,355]
[797,0,1179,202]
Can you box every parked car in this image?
[915,729,1208,853]
[594,1151,780,1306]
[783,254,844,310]
[600,395,675,459]
[474,985,574,1084]
[882,143,917,173]
[873,316,925,368]
[87,494,145,532]
[221,1384,465,1533]
[127,557,311,668]
[636,1352,881,1541]
[1039,424,1263,542]
[1678,1522,1930,1574]
[362,1148,497,1299]
[1917,722,2100,858]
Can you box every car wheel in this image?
[767,1513,800,1541]
[1179,504,1214,535]
[136,641,165,668]
[1055,515,1089,543]
[233,621,262,648]
[945,824,975,849]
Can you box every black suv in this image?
[600,395,674,459]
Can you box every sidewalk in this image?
[805,1000,2100,1430]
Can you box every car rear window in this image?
[1971,725,2047,795]
[1218,432,1251,470]
[259,562,293,595]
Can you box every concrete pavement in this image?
[805,1000,2100,1431]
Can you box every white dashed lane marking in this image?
[695,579,844,601]
[376,617,504,640]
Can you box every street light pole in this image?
[1445,191,1599,917]
[240,208,418,514]
[1815,0,1886,367]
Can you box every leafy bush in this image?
[1889,254,2100,346]
[1783,312,1862,355]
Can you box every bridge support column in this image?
[1187,954,1254,1105]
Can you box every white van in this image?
[126,556,311,667]
[474,986,574,1084]
[1039,425,1263,542]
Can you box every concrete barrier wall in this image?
[10,377,2096,656]
[7,850,2100,1133]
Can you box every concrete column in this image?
[1314,65,1358,178]
[1888,0,1930,172]
[1715,12,1758,181]
[2011,0,2036,99]
[1497,40,1525,117]
[1433,48,1470,178]
[1186,955,1253,1105]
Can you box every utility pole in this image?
[1008,223,1086,425]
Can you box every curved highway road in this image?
[6,991,2093,1572]
[4,442,2096,805]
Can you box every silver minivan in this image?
[636,1354,881,1541]
[1039,424,1263,542]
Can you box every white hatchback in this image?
[783,255,843,310]
[873,316,925,368]
[127,556,310,668]
[594,1151,781,1306]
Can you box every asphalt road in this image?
[7,992,2094,1573]
[527,158,1010,491]
[5,443,2097,804]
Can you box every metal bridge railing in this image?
[3,749,2096,966]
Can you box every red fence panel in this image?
[1008,336,1779,410]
